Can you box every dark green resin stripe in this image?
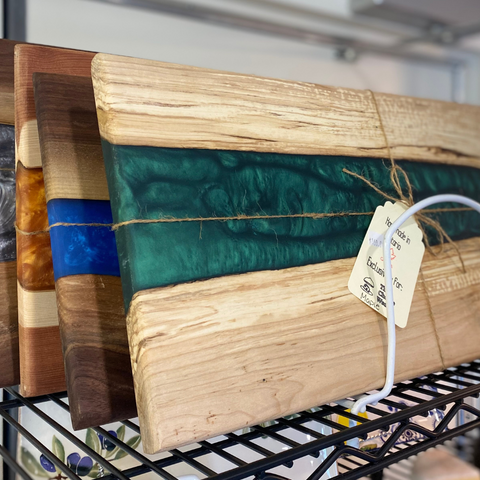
[101,142,480,311]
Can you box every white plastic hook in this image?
[351,194,480,415]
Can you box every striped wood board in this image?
[33,73,136,428]
[92,53,480,454]
[0,39,19,388]
[15,44,96,397]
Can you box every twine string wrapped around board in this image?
[14,206,473,235]
[344,90,467,273]
[15,90,474,272]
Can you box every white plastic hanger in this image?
[350,194,480,416]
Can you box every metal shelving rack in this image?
[1,361,480,480]
[0,1,479,479]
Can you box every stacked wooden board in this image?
[0,41,478,453]
[91,53,480,453]
[0,39,19,388]
[33,72,136,428]
[15,44,95,397]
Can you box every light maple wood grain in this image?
[422,239,480,367]
[17,283,59,329]
[92,53,480,168]
[127,236,480,454]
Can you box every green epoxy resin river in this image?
[101,142,480,311]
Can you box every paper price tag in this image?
[348,201,425,328]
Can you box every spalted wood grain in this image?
[15,44,94,397]
[15,44,95,168]
[422,240,480,366]
[130,238,478,454]
[92,53,480,168]
[0,39,22,125]
[128,237,480,454]
[0,261,18,387]
[56,275,135,428]
[93,52,480,453]
[33,73,108,202]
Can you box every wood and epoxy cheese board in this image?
[0,39,20,388]
[15,44,95,397]
[34,72,136,428]
[92,53,480,454]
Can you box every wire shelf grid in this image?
[1,361,480,480]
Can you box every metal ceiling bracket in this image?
[3,0,26,41]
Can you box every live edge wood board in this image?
[15,44,96,397]
[0,39,20,388]
[33,73,136,428]
[92,53,480,454]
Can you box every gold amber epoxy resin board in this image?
[0,39,20,388]
[34,72,136,428]
[92,53,480,454]
[15,44,96,397]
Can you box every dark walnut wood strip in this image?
[33,73,108,202]
[19,323,66,397]
[0,39,22,125]
[0,261,18,387]
[15,44,95,168]
[56,275,136,429]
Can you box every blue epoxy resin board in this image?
[34,72,136,429]
[48,199,120,280]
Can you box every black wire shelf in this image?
[2,361,480,480]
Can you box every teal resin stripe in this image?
[101,142,480,311]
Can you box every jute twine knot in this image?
[343,90,467,274]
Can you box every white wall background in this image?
[23,0,460,102]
